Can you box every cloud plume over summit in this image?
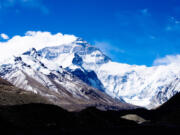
[0,31,77,62]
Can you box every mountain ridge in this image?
[0,48,136,111]
[0,34,180,109]
[32,37,180,108]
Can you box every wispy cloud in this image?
[153,54,180,65]
[0,33,9,40]
[165,16,180,31]
[94,41,125,59]
[0,0,49,14]
[115,8,155,36]
[140,8,151,16]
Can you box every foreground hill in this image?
[150,92,180,125]
[0,78,51,105]
[0,94,180,135]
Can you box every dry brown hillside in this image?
[0,78,51,106]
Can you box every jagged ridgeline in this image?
[0,35,180,109]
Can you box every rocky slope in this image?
[0,78,51,105]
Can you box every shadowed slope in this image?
[0,78,51,106]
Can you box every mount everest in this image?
[0,31,180,109]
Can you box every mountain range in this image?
[0,34,179,109]
[0,47,135,111]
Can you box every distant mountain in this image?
[0,35,180,109]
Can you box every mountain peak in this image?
[23,48,41,58]
[74,37,89,47]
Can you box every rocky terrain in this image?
[0,78,51,106]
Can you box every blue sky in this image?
[0,0,180,66]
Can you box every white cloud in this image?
[0,33,9,40]
[0,31,77,62]
[94,41,124,54]
[153,54,180,65]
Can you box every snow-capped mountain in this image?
[0,33,180,109]
[35,37,180,109]
[0,47,134,111]
[37,38,110,91]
